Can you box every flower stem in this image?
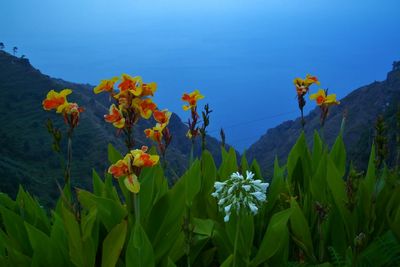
[233,215,241,267]
[65,133,72,184]
[133,193,140,223]
[184,207,192,267]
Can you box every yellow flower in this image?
[118,74,143,96]
[293,74,320,96]
[182,89,204,111]
[141,82,157,97]
[144,124,164,143]
[153,109,172,125]
[42,89,71,113]
[124,174,140,193]
[64,102,84,115]
[130,146,159,168]
[108,154,132,178]
[104,104,126,128]
[93,77,119,94]
[310,89,340,106]
[132,98,157,119]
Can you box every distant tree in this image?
[21,55,26,59]
[0,42,4,50]
[13,46,18,56]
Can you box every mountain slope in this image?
[247,62,400,175]
[0,51,223,205]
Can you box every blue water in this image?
[1,0,400,151]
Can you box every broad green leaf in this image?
[240,151,249,173]
[102,220,127,267]
[220,254,233,267]
[0,206,32,255]
[61,205,85,267]
[25,222,62,266]
[311,130,324,173]
[329,133,346,177]
[108,143,123,163]
[251,208,292,266]
[92,169,105,196]
[126,222,155,267]
[219,147,238,180]
[289,198,315,261]
[16,186,50,234]
[326,157,353,242]
[78,190,127,231]
[184,160,201,206]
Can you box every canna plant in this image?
[0,75,400,267]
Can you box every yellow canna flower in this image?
[310,89,340,106]
[108,154,132,178]
[132,98,157,119]
[130,146,159,168]
[42,89,72,113]
[153,109,172,125]
[124,174,140,193]
[144,124,164,143]
[104,104,126,128]
[118,74,143,96]
[141,82,157,97]
[64,102,84,115]
[182,89,204,111]
[293,74,320,96]
[93,77,119,94]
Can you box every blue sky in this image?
[1,0,399,151]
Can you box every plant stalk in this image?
[233,215,241,267]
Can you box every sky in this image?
[1,0,399,151]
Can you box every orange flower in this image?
[104,104,125,128]
[310,89,340,106]
[64,102,84,114]
[118,74,142,96]
[293,74,320,96]
[42,89,71,113]
[141,82,157,97]
[182,89,204,111]
[132,98,157,119]
[108,155,131,178]
[144,125,163,143]
[153,109,172,125]
[130,146,159,168]
[93,77,119,94]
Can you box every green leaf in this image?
[102,220,127,267]
[219,147,238,180]
[251,209,292,266]
[0,206,32,255]
[25,222,61,266]
[108,143,123,163]
[139,164,168,223]
[126,222,155,267]
[329,133,346,177]
[78,190,127,231]
[311,130,324,173]
[220,254,233,267]
[289,198,316,261]
[92,169,105,196]
[61,205,85,267]
[326,157,353,242]
[240,151,249,173]
[184,160,201,206]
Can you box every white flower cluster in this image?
[211,171,269,222]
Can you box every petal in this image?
[124,174,140,193]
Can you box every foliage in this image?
[0,132,399,266]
